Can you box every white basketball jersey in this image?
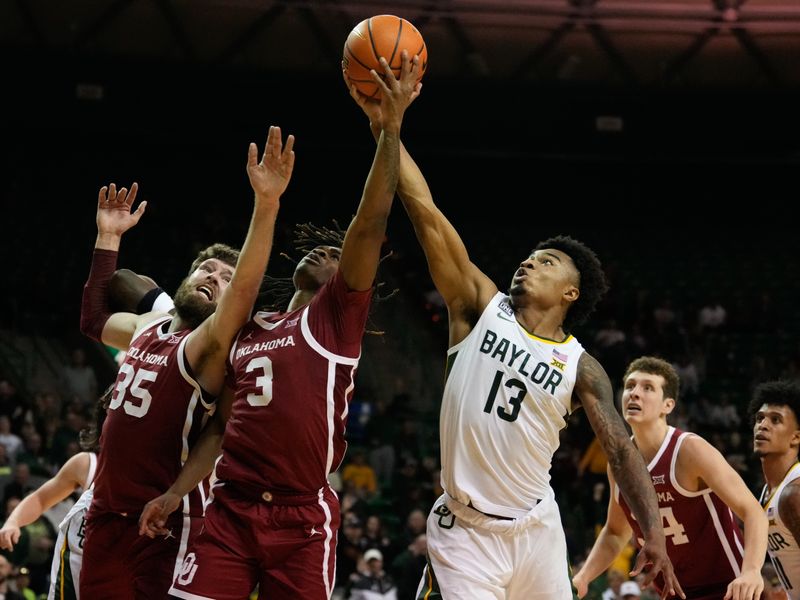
[761,462,800,599]
[48,452,97,600]
[440,292,584,518]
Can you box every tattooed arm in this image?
[779,481,800,547]
[573,352,684,600]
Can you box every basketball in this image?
[343,15,428,99]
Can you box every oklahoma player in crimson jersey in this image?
[573,356,767,600]
[78,126,295,599]
[139,52,422,600]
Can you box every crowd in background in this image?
[1,224,799,599]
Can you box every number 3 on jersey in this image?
[110,364,158,417]
[246,356,273,406]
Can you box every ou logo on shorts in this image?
[177,552,199,585]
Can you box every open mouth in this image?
[198,285,214,301]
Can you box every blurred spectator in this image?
[401,509,426,548]
[342,450,377,499]
[48,410,85,466]
[698,297,727,331]
[672,353,700,398]
[337,512,366,589]
[620,580,641,599]
[391,533,427,600]
[602,568,625,600]
[3,465,33,509]
[364,399,397,490]
[59,347,98,407]
[12,566,35,600]
[0,418,22,464]
[360,515,393,563]
[707,392,741,430]
[0,555,23,600]
[348,549,397,600]
[0,381,21,421]
[15,434,51,479]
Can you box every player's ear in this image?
[663,397,676,416]
[563,285,579,303]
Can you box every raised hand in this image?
[96,182,146,238]
[343,50,422,134]
[246,125,296,209]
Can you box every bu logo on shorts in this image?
[177,552,199,585]
[434,504,455,529]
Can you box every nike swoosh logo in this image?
[496,312,515,323]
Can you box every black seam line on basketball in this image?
[345,44,373,71]
[389,17,402,67]
[368,17,382,68]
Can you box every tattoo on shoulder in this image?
[780,483,800,544]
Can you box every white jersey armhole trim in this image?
[85,452,98,489]
[300,306,359,365]
[446,291,504,356]
[647,426,675,471]
[670,431,710,497]
[131,314,172,344]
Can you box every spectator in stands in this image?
[620,580,642,599]
[697,295,727,331]
[2,465,33,509]
[59,347,98,407]
[348,548,397,600]
[390,533,427,600]
[0,555,22,600]
[14,434,51,479]
[0,418,22,464]
[0,381,21,422]
[360,515,393,563]
[342,449,378,498]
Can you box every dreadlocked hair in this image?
[255,220,397,335]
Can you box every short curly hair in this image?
[534,235,609,333]
[747,380,800,427]
[188,243,240,276]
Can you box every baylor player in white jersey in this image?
[751,380,800,599]
[343,84,682,600]
[49,455,97,600]
[0,451,97,600]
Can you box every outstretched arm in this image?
[138,386,234,538]
[0,452,91,550]
[338,51,420,292]
[680,436,765,600]
[80,183,162,350]
[186,126,294,395]
[343,67,496,344]
[574,352,684,600]
[572,470,635,598]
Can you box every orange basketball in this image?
[343,15,428,99]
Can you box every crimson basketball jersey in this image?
[91,316,215,517]
[216,270,372,494]
[616,427,744,596]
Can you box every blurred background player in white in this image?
[751,380,800,598]
[573,356,766,600]
[345,76,681,599]
[0,385,109,600]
